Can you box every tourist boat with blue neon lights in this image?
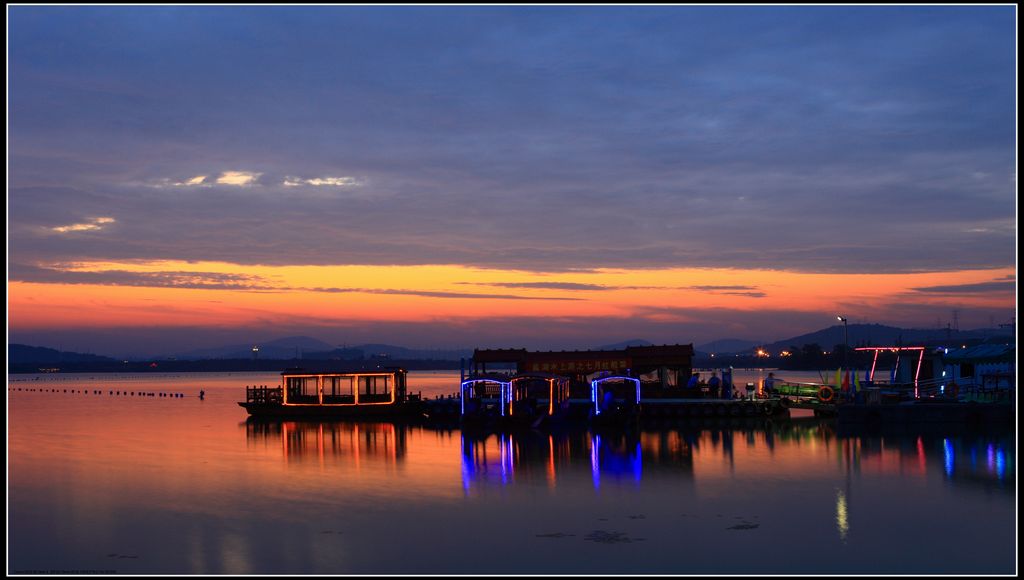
[589,374,642,428]
[239,367,423,419]
[459,372,573,430]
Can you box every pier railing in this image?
[792,375,1015,404]
[246,385,283,404]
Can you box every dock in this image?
[422,396,787,427]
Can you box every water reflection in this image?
[935,436,1014,491]
[245,420,406,464]
[10,373,1015,574]
[835,489,849,542]
[455,423,1015,495]
[459,429,697,492]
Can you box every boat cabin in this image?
[247,368,408,407]
[460,377,511,417]
[591,375,641,416]
[854,346,944,398]
[460,373,572,419]
[510,373,572,417]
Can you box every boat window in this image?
[301,377,318,396]
[479,382,502,397]
[328,376,354,396]
[360,376,390,395]
[284,376,320,403]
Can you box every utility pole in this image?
[837,316,849,370]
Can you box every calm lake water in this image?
[8,370,1016,574]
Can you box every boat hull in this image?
[238,401,424,420]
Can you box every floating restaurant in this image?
[455,344,787,427]
[467,344,696,392]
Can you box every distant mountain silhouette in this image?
[20,323,1010,364]
[173,338,472,361]
[9,344,116,364]
[304,343,473,361]
[695,339,761,354]
[762,323,1012,354]
[597,339,655,350]
[176,335,335,359]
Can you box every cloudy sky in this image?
[8,6,1016,357]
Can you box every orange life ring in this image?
[818,386,835,403]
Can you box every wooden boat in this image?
[589,374,641,428]
[459,372,572,430]
[238,368,423,419]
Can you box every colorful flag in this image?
[842,370,851,394]
[853,371,861,394]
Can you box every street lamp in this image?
[836,316,849,369]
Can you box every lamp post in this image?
[836,316,848,370]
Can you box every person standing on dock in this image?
[687,372,701,396]
[762,373,777,398]
[722,368,734,400]
[707,372,721,399]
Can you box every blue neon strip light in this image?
[590,376,642,414]
[459,378,512,416]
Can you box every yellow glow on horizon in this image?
[8,260,1015,330]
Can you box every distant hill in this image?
[9,344,116,364]
[597,339,655,350]
[176,335,335,360]
[175,338,472,361]
[696,339,761,354]
[762,323,1012,354]
[348,343,473,361]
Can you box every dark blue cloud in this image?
[8,6,1016,274]
[911,280,1017,294]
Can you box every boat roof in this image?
[472,344,694,363]
[509,372,571,381]
[943,344,1014,364]
[592,374,640,382]
[280,367,406,377]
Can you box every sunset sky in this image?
[8,6,1017,357]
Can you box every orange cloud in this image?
[8,261,1014,333]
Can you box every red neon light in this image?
[854,346,926,351]
[914,349,924,397]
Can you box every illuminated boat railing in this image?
[509,373,572,416]
[590,375,641,415]
[246,384,283,404]
[460,378,512,416]
[254,369,408,407]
